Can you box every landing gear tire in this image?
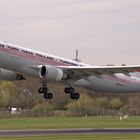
[48,93,53,99]
[70,93,80,100]
[64,87,75,94]
[39,83,53,100]
[42,87,48,93]
[65,87,80,100]
[39,87,43,94]
[44,93,53,99]
[39,87,48,94]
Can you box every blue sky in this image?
[0,0,140,65]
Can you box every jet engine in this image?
[0,68,24,81]
[39,65,67,81]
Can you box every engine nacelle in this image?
[39,65,67,81]
[0,68,24,81]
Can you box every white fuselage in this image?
[0,41,140,93]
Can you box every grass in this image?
[0,134,140,140]
[0,116,139,139]
[0,116,139,130]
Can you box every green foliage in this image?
[95,97,109,108]
[0,81,18,108]
[32,103,54,116]
[110,98,123,110]
[0,81,17,93]
[67,94,95,116]
[0,116,140,130]
[0,134,140,140]
[0,80,140,116]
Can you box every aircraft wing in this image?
[59,65,140,80]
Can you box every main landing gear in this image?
[39,87,53,100]
[65,87,80,100]
[38,82,80,100]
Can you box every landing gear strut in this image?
[64,87,80,100]
[39,82,53,100]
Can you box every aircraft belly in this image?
[74,79,90,88]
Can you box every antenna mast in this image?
[73,49,80,62]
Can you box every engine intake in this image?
[39,65,67,81]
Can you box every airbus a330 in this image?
[0,41,140,100]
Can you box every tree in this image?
[95,97,109,108]
[0,81,18,109]
[110,98,123,110]
[94,97,109,116]
[67,94,95,116]
[32,102,54,116]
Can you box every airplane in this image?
[1,41,140,100]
